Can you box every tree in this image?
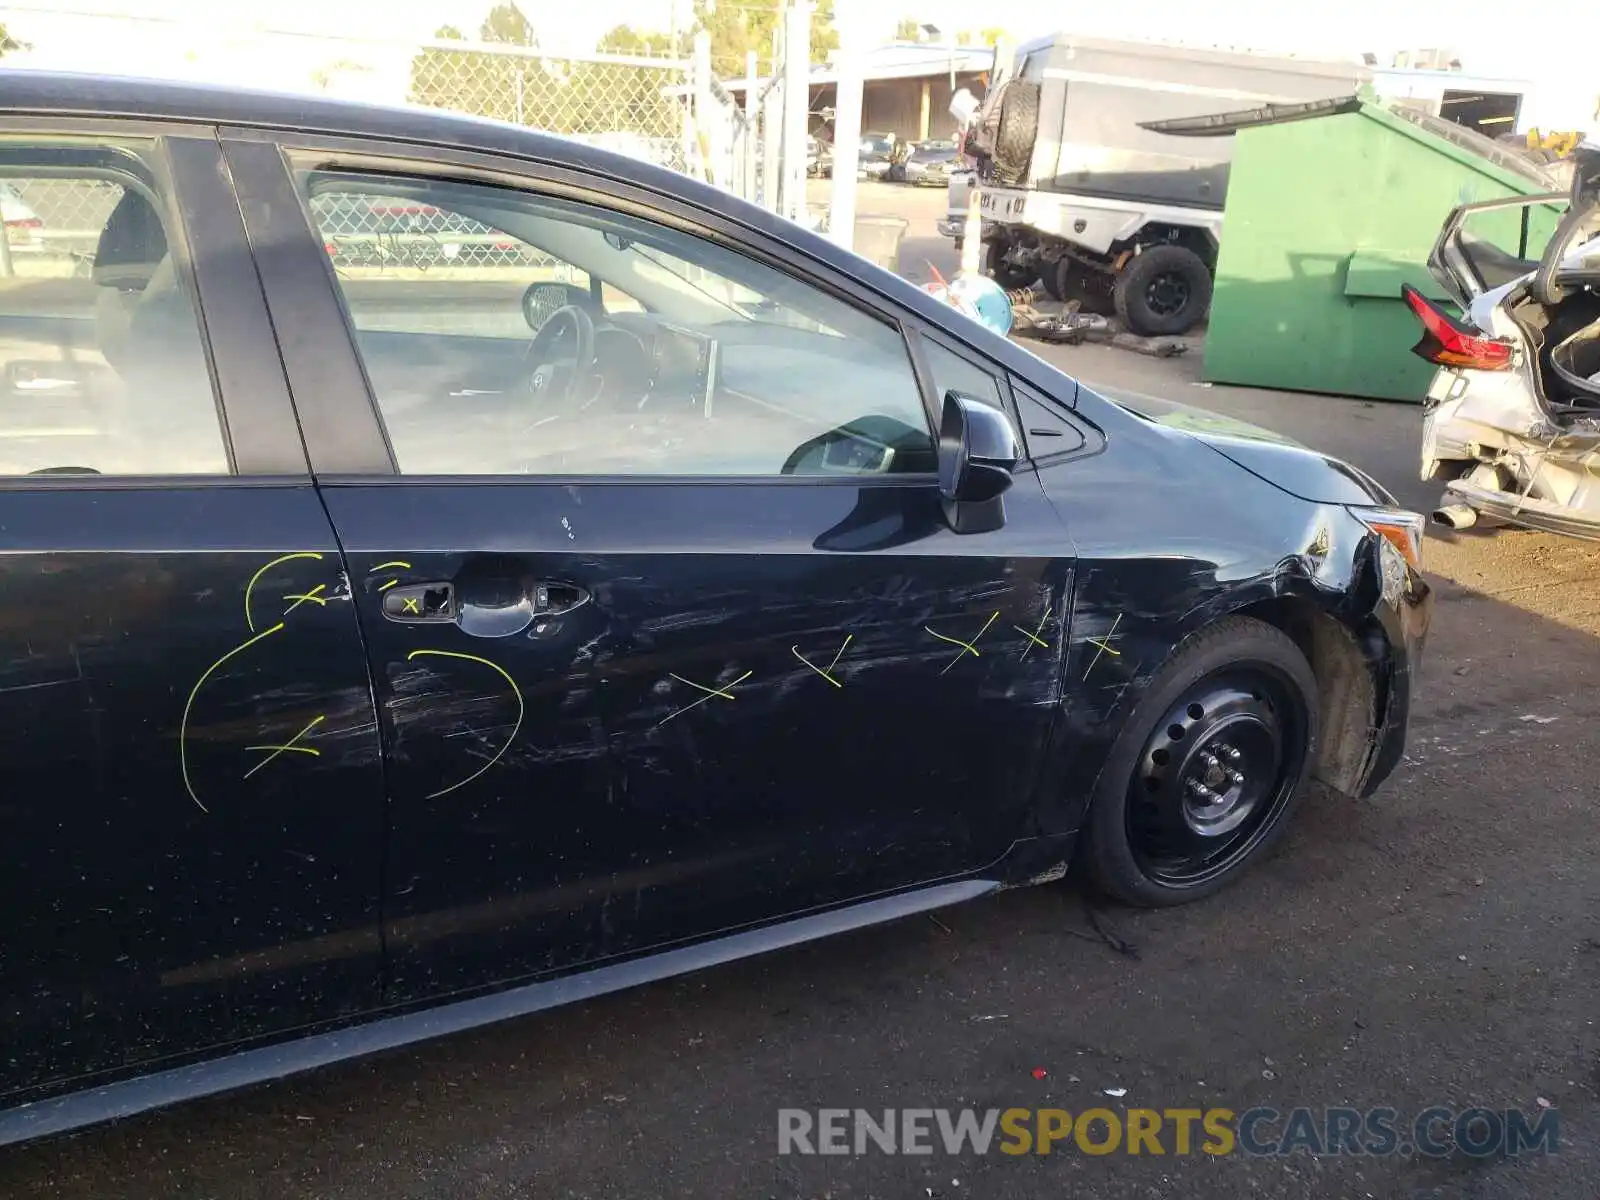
[894,18,923,42]
[956,27,1007,47]
[479,3,535,46]
[0,24,26,55]
[596,24,680,57]
[692,0,837,77]
[408,21,534,125]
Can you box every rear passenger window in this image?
[0,141,228,476]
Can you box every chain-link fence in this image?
[0,6,811,236]
[406,38,691,174]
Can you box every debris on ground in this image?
[1004,285,1190,357]
[1112,331,1188,358]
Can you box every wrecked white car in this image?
[1410,192,1600,537]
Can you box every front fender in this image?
[1029,505,1428,837]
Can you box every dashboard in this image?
[594,313,716,411]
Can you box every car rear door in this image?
[222,130,1072,1002]
[1426,191,1569,308]
[0,123,384,1111]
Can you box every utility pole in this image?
[781,0,809,222]
[827,0,864,251]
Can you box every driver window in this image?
[296,170,934,478]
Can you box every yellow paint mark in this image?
[371,560,412,573]
[245,552,324,633]
[243,714,327,779]
[1083,613,1125,680]
[792,646,842,687]
[668,671,748,701]
[792,633,853,688]
[378,579,400,592]
[180,623,284,813]
[658,670,754,725]
[401,595,421,614]
[407,649,525,799]
[827,633,853,674]
[926,611,1000,675]
[281,583,328,616]
[1016,610,1053,659]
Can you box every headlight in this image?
[1348,505,1425,571]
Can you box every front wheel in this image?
[1081,617,1319,907]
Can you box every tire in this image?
[986,241,1037,290]
[993,81,1040,183]
[1113,244,1213,336]
[1081,616,1320,908]
[1046,258,1115,314]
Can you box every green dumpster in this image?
[1201,100,1562,402]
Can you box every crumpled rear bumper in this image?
[1421,368,1600,538]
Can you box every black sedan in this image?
[0,72,1430,1144]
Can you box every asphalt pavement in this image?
[3,182,1598,1200]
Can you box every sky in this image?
[0,0,1591,122]
[0,0,1587,69]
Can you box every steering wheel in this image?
[524,304,597,413]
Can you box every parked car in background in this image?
[0,182,44,256]
[1413,191,1600,537]
[905,141,962,187]
[0,70,1429,1148]
[859,132,896,179]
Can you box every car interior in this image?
[0,161,228,477]
[302,174,940,477]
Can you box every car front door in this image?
[0,127,384,1112]
[225,132,1072,999]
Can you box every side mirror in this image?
[522,281,591,331]
[937,391,1018,534]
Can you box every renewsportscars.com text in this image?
[777,1106,1559,1158]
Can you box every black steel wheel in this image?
[1126,669,1307,888]
[1112,243,1213,336]
[1081,617,1320,906]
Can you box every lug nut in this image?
[1221,744,1241,761]
[1186,779,1215,800]
[1201,751,1219,769]
[1229,770,1245,785]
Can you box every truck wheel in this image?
[1045,258,1115,314]
[993,81,1040,183]
[986,241,1037,290]
[1113,245,1213,336]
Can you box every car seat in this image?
[90,187,226,472]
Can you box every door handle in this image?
[381,582,455,623]
[455,579,589,639]
[381,576,587,637]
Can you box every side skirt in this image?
[0,878,999,1147]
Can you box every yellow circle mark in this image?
[406,649,525,799]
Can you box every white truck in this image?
[947,35,1367,335]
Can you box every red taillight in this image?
[4,217,40,229]
[1402,285,1514,371]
